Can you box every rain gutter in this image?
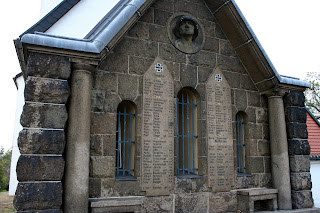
[20,0,147,54]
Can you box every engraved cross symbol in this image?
[215,74,222,82]
[155,63,163,72]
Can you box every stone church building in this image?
[13,0,316,212]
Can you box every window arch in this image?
[176,88,199,176]
[116,101,136,180]
[236,112,247,174]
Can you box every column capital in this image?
[265,88,288,98]
[72,62,96,74]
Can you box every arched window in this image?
[236,112,246,173]
[116,101,136,180]
[177,88,198,176]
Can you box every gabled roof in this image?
[15,0,310,92]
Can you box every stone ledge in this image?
[237,188,278,196]
[90,196,144,207]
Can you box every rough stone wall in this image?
[89,0,271,211]
[14,52,70,212]
[284,91,314,209]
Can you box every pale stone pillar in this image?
[64,64,94,213]
[268,91,292,210]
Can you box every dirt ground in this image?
[0,191,15,212]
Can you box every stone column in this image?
[64,63,94,213]
[268,91,292,210]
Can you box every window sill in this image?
[177,174,203,179]
[237,173,252,177]
[115,176,137,181]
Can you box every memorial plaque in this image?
[142,57,174,196]
[206,68,234,192]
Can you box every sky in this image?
[0,0,319,151]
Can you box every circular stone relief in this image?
[167,13,205,54]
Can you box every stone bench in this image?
[90,196,144,213]
[237,188,278,212]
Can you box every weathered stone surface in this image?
[24,77,70,104]
[103,134,116,156]
[91,112,116,135]
[90,156,115,178]
[175,177,207,194]
[175,193,208,213]
[149,24,168,43]
[234,89,247,111]
[20,103,68,129]
[198,67,213,84]
[174,0,198,15]
[180,64,197,88]
[90,135,103,156]
[97,53,128,73]
[142,195,173,213]
[154,8,173,26]
[286,123,308,139]
[101,178,143,197]
[199,19,215,37]
[93,71,117,92]
[248,123,263,140]
[290,172,312,190]
[159,43,185,64]
[114,37,158,58]
[104,92,121,113]
[248,156,264,173]
[291,190,314,209]
[91,90,105,112]
[217,54,245,73]
[187,50,216,68]
[203,36,219,53]
[89,178,101,198]
[290,155,310,172]
[259,173,272,187]
[247,91,260,107]
[222,70,241,88]
[127,21,149,40]
[118,74,138,100]
[284,91,305,107]
[18,129,65,154]
[153,0,174,12]
[285,106,307,123]
[256,108,268,123]
[240,74,257,91]
[17,155,64,181]
[220,39,237,57]
[26,52,71,79]
[209,191,237,212]
[258,140,270,156]
[234,175,255,189]
[13,182,62,211]
[129,56,153,75]
[288,139,310,155]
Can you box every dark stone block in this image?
[198,67,213,84]
[258,140,270,156]
[248,156,264,173]
[217,54,245,73]
[175,193,208,213]
[103,92,121,113]
[90,156,115,178]
[90,135,103,156]
[187,50,216,68]
[153,0,174,12]
[256,108,268,123]
[285,106,307,123]
[259,173,272,187]
[203,36,219,53]
[113,37,158,59]
[180,64,197,88]
[234,89,247,111]
[18,129,65,154]
[286,123,308,139]
[234,175,255,189]
[93,70,117,92]
[215,24,227,39]
[284,91,305,107]
[142,195,173,213]
[17,155,64,181]
[26,52,71,80]
[290,172,312,190]
[222,70,241,88]
[288,139,310,155]
[149,24,169,44]
[89,178,101,198]
[127,21,149,40]
[209,191,237,212]
[246,107,256,123]
[25,77,70,104]
[197,4,213,21]
[118,74,138,100]
[175,177,207,193]
[101,178,143,196]
[220,39,237,57]
[154,8,173,26]
[97,53,128,73]
[174,0,198,15]
[139,7,154,23]
[129,56,154,75]
[241,74,257,91]
[13,182,63,211]
[20,103,68,129]
[91,90,105,112]
[291,190,314,209]
[103,135,116,156]
[91,113,116,135]
[159,43,186,64]
[199,19,215,38]
[290,155,310,172]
